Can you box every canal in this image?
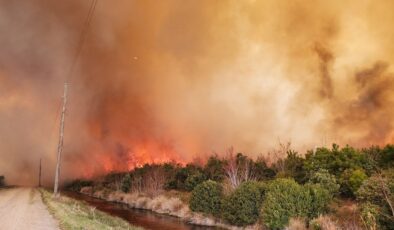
[65,192,222,230]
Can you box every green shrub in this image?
[279,150,307,183]
[253,158,276,180]
[64,179,93,192]
[356,170,394,230]
[340,169,367,197]
[221,181,264,226]
[261,178,331,229]
[204,155,226,182]
[168,164,205,190]
[304,144,373,179]
[349,169,368,192]
[261,178,310,229]
[304,184,331,218]
[308,169,340,196]
[185,171,206,191]
[189,180,223,216]
[380,145,394,169]
[121,174,131,193]
[360,202,379,230]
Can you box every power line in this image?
[53,0,98,196]
[66,0,98,83]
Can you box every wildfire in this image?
[81,139,187,177]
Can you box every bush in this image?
[221,181,264,226]
[356,172,393,205]
[261,178,331,229]
[121,174,131,193]
[348,169,368,192]
[304,184,331,218]
[64,179,93,192]
[304,144,373,178]
[360,202,379,230]
[308,169,340,196]
[189,180,223,216]
[339,169,367,197]
[376,145,394,169]
[356,170,394,230]
[204,155,226,182]
[279,150,307,183]
[185,171,206,191]
[253,158,276,180]
[168,164,205,190]
[261,179,310,229]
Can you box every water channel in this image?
[65,192,222,230]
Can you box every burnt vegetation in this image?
[65,143,394,229]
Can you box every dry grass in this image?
[310,215,341,230]
[163,190,191,203]
[40,189,141,230]
[286,218,307,230]
[330,199,363,230]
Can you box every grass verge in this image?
[40,189,142,230]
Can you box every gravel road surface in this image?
[0,187,58,230]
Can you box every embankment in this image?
[78,187,259,230]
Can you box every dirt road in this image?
[0,187,59,230]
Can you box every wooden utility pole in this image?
[38,158,42,187]
[54,83,68,197]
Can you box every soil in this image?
[0,187,59,230]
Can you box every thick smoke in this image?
[0,0,394,185]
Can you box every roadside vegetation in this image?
[66,143,394,229]
[40,189,141,230]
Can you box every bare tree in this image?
[131,175,143,193]
[268,141,292,173]
[130,165,166,195]
[224,147,255,190]
[144,166,166,195]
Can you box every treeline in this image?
[66,143,394,229]
[0,175,4,187]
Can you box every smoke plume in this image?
[1,0,394,185]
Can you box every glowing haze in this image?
[0,0,393,185]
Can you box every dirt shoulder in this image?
[0,187,59,230]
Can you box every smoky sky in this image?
[1,0,394,185]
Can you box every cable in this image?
[51,0,98,151]
[66,0,98,83]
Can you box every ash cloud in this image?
[1,0,394,185]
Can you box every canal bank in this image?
[64,191,224,230]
